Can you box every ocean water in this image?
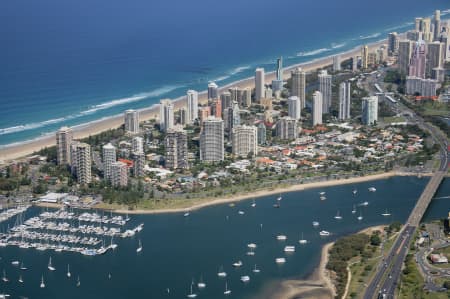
[0,0,449,146]
[0,177,448,298]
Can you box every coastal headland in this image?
[0,39,388,162]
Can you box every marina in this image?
[0,207,143,256]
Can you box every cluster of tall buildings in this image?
[391,11,447,97]
[56,127,92,185]
[56,110,146,186]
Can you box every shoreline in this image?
[33,171,430,215]
[268,225,387,299]
[111,171,426,214]
[0,38,388,162]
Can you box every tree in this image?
[370,233,381,246]
[33,183,48,194]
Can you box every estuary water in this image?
[0,176,448,298]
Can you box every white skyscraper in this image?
[208,82,218,99]
[111,161,128,187]
[56,126,73,165]
[333,55,341,71]
[200,116,224,162]
[74,143,92,185]
[318,70,332,113]
[186,90,198,124]
[362,96,378,125]
[287,96,301,120]
[312,91,323,126]
[132,136,144,154]
[255,68,265,101]
[338,81,351,120]
[102,143,116,181]
[232,125,257,157]
[159,99,174,132]
[291,67,306,108]
[124,109,139,134]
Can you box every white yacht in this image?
[2,271,8,282]
[299,233,308,244]
[20,262,27,271]
[381,209,391,216]
[183,212,190,217]
[11,261,19,266]
[67,264,71,278]
[352,189,357,195]
[238,210,245,215]
[368,187,376,192]
[197,275,206,289]
[352,205,356,214]
[136,240,143,253]
[320,196,327,201]
[186,283,197,298]
[252,264,261,273]
[312,221,320,227]
[224,282,231,295]
[76,276,80,287]
[319,191,326,196]
[251,199,256,208]
[359,201,369,206]
[232,260,243,267]
[319,230,330,236]
[217,266,227,277]
[40,275,45,288]
[334,211,343,220]
[276,194,282,201]
[276,235,287,241]
[18,275,23,283]
[240,275,250,283]
[357,211,363,221]
[247,243,257,249]
[284,246,295,252]
[48,257,56,271]
[275,257,286,264]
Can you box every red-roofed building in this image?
[118,158,134,168]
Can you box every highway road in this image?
[362,70,449,299]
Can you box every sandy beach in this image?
[264,225,386,299]
[264,241,336,299]
[0,38,388,162]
